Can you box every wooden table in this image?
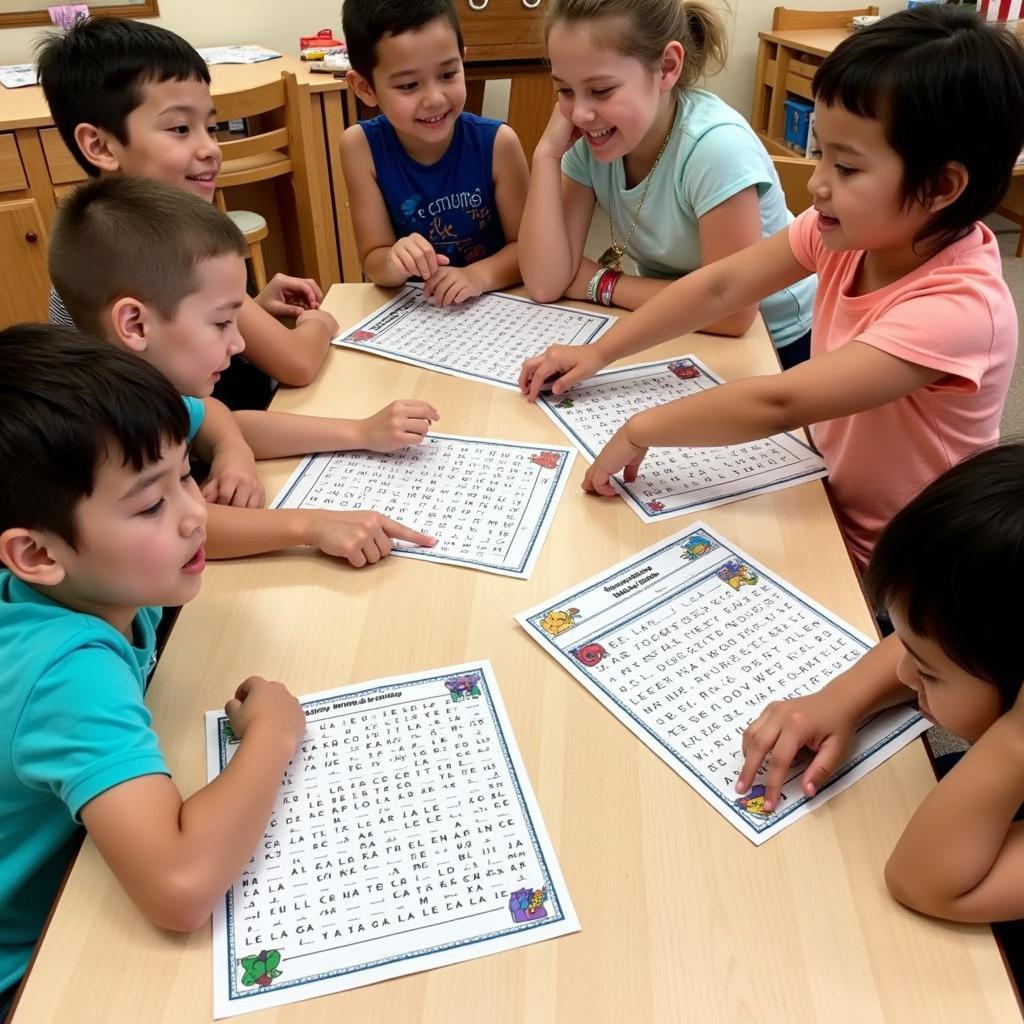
[11,288,1018,1022]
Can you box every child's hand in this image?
[202,446,266,508]
[389,233,451,282]
[534,104,583,162]
[255,274,324,318]
[296,307,339,338]
[422,266,483,306]
[305,509,437,567]
[357,400,440,452]
[565,257,602,302]
[735,692,858,813]
[519,343,608,402]
[225,675,306,752]
[582,425,647,496]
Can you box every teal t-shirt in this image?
[0,573,167,992]
[183,394,204,442]
[562,89,816,349]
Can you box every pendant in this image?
[598,245,623,269]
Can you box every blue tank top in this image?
[360,112,506,267]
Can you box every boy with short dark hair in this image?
[49,176,439,567]
[0,324,306,1015]
[36,17,337,402]
[341,0,530,305]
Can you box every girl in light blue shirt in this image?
[520,0,815,368]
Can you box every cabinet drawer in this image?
[39,127,88,185]
[459,0,547,61]
[0,134,27,193]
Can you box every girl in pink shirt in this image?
[519,5,1024,568]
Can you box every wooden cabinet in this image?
[0,197,49,323]
[459,0,547,61]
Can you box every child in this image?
[521,0,816,367]
[735,443,1024,969]
[49,176,438,567]
[0,325,306,1016]
[340,0,530,306]
[36,17,340,408]
[520,5,1023,570]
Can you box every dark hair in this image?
[864,443,1024,710]
[36,17,210,177]
[812,4,1024,255]
[342,0,464,83]
[49,176,246,340]
[0,323,189,547]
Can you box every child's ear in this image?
[109,297,151,354]
[925,162,969,213]
[346,69,379,108]
[73,123,123,175]
[659,41,685,93]
[0,529,67,588]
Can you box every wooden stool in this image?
[224,208,269,291]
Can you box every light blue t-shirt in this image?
[562,89,816,349]
[183,395,205,442]
[0,573,167,992]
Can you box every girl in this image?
[520,5,1024,571]
[735,443,1024,980]
[520,0,816,367]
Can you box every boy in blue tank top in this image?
[341,0,530,306]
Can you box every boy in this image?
[736,443,1024,985]
[49,176,438,567]
[0,325,306,1015]
[341,0,530,305]
[36,17,338,406]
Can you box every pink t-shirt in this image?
[788,209,1017,569]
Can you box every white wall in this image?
[0,0,907,119]
[0,0,344,65]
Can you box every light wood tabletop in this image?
[11,287,1019,1023]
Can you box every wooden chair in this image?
[213,71,319,291]
[772,155,815,215]
[772,6,878,31]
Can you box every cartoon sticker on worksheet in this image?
[445,673,482,702]
[717,560,759,591]
[529,451,562,470]
[239,949,283,988]
[539,607,580,636]
[509,886,549,923]
[668,359,701,381]
[733,785,786,818]
[572,642,606,667]
[680,532,716,562]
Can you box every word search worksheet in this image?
[205,661,578,1018]
[333,284,616,390]
[271,434,574,578]
[537,356,826,522]
[517,524,927,844]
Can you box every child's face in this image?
[145,254,247,397]
[548,21,669,164]
[892,610,1003,742]
[51,440,207,630]
[807,102,933,258]
[351,17,466,152]
[111,77,222,202]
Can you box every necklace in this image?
[598,107,677,271]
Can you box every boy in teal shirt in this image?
[0,326,306,1014]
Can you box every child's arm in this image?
[583,331,943,495]
[234,401,439,458]
[561,187,764,338]
[204,503,436,567]
[519,106,596,304]
[736,633,916,812]
[340,125,450,287]
[886,701,1024,922]
[80,675,304,932]
[235,295,338,389]
[194,399,264,508]
[254,273,323,319]
[520,228,808,400]
[421,126,530,306]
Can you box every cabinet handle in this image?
[468,0,488,9]
[522,0,542,7]
[25,231,38,244]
